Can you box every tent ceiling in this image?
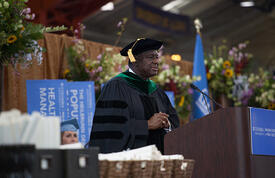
[83,0,275,71]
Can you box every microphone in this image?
[190,83,224,111]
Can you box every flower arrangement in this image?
[153,59,200,121]
[64,38,128,89]
[0,0,66,66]
[63,39,90,81]
[204,41,253,106]
[84,49,127,89]
[247,68,275,110]
[205,41,275,110]
[64,21,128,92]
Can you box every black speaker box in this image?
[0,144,35,178]
[32,147,99,178]
[32,149,63,178]
[63,147,99,178]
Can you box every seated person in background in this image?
[88,38,179,153]
[61,119,79,145]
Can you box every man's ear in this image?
[131,61,137,68]
[134,54,143,63]
[130,60,140,72]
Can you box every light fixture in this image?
[162,0,192,12]
[171,54,181,61]
[240,1,255,7]
[101,2,114,11]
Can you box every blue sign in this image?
[65,81,96,145]
[26,80,66,119]
[26,80,96,145]
[250,107,275,156]
[133,0,190,34]
[165,91,175,107]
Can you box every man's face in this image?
[135,50,160,78]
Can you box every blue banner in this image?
[26,80,96,145]
[26,80,66,119]
[165,91,175,107]
[65,81,96,145]
[191,34,211,120]
[250,107,275,156]
[133,0,190,34]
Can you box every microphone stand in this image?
[190,84,224,113]
[202,93,211,113]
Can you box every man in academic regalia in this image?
[88,38,179,153]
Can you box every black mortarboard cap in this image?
[120,38,163,62]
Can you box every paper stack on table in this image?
[0,109,60,148]
[98,145,184,161]
[59,142,84,149]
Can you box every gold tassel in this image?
[127,38,145,63]
[127,49,136,62]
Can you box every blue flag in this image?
[165,91,175,108]
[191,33,211,120]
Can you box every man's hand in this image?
[147,112,170,130]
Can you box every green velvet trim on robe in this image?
[115,71,157,95]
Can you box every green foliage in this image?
[248,68,275,109]
[0,0,66,66]
[65,46,90,81]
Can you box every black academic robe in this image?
[88,72,179,153]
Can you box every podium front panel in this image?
[165,107,251,178]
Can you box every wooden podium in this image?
[164,107,275,178]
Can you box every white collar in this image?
[128,67,150,81]
[129,67,136,74]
